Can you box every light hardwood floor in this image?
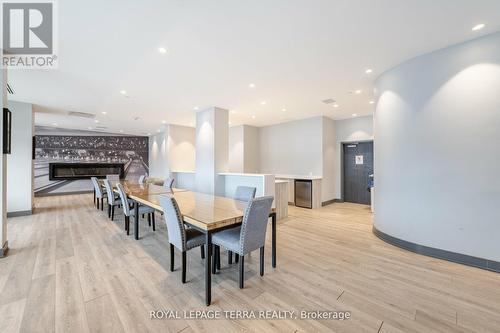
[1,194,499,333]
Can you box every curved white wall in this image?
[374,32,500,262]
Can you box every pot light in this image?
[52,123,58,126]
[281,108,286,112]
[94,120,99,123]
[101,111,107,115]
[161,120,166,124]
[333,104,339,108]
[119,130,124,133]
[157,129,161,133]
[355,90,362,94]
[472,24,485,31]
[231,110,236,114]
[251,115,256,119]
[249,83,255,88]
[228,121,232,125]
[365,69,373,74]
[120,90,127,95]
[352,113,358,117]
[147,132,151,136]
[260,101,266,105]
[88,126,93,130]
[369,101,375,104]
[158,47,167,54]
[194,106,199,111]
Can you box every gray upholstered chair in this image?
[234,186,256,202]
[103,179,120,221]
[159,196,206,283]
[91,177,105,210]
[138,174,147,184]
[116,183,156,235]
[164,177,175,189]
[211,196,274,288]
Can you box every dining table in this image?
[114,180,277,306]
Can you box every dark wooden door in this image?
[343,141,373,205]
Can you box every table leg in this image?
[271,212,276,268]
[134,201,140,240]
[205,232,212,306]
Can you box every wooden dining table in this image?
[115,180,277,306]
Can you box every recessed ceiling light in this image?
[228,121,232,125]
[231,110,236,114]
[119,130,123,133]
[52,123,58,126]
[94,119,99,123]
[365,69,373,74]
[249,83,255,88]
[333,104,339,108]
[194,106,199,111]
[260,101,266,105]
[120,90,127,95]
[101,111,107,115]
[88,126,93,130]
[352,113,358,117]
[157,129,161,133]
[472,23,485,31]
[251,115,256,119]
[355,90,362,94]
[147,132,151,136]
[369,101,375,104]
[281,108,286,112]
[161,120,166,124]
[158,47,167,54]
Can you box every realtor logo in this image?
[2,0,57,68]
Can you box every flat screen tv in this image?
[3,108,11,154]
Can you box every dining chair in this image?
[227,186,257,264]
[234,186,256,202]
[211,196,274,288]
[103,179,120,221]
[164,177,175,189]
[91,177,105,211]
[116,183,156,234]
[159,196,206,283]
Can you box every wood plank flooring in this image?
[0,194,499,332]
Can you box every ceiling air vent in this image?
[322,98,335,104]
[67,111,95,119]
[6,84,14,94]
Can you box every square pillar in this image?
[195,107,228,195]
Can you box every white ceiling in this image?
[8,0,500,135]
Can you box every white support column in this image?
[195,107,228,195]
[0,67,8,257]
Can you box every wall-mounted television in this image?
[3,108,11,154]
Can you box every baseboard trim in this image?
[7,209,33,217]
[35,190,93,197]
[321,199,343,206]
[372,226,500,273]
[0,241,8,258]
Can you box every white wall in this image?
[228,126,244,173]
[7,101,34,214]
[259,116,323,177]
[374,32,500,262]
[228,125,260,174]
[149,128,170,179]
[322,117,336,202]
[333,116,374,199]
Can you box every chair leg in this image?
[96,198,99,210]
[148,213,151,226]
[182,251,187,283]
[93,189,96,204]
[125,216,130,235]
[228,251,233,265]
[200,245,205,259]
[239,255,245,289]
[152,212,156,231]
[212,245,217,274]
[111,205,115,221]
[170,244,174,272]
[101,198,104,211]
[235,253,239,263]
[108,204,111,218]
[260,246,265,276]
[216,246,221,270]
